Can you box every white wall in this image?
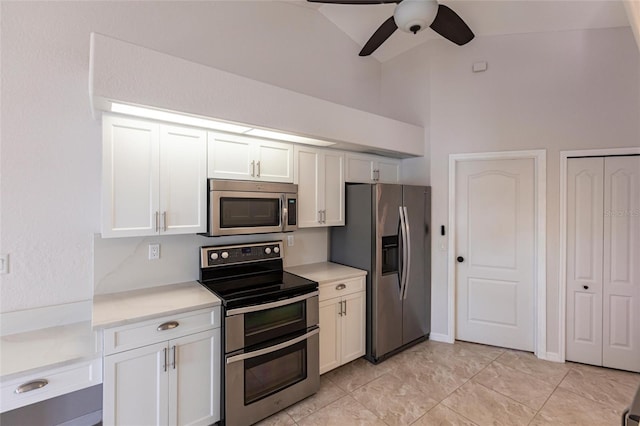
[0,1,381,313]
[424,27,639,355]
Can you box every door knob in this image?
[457,256,465,263]
[583,285,589,290]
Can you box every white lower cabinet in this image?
[318,277,366,374]
[102,309,221,426]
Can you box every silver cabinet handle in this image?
[227,328,319,364]
[155,211,160,232]
[343,300,347,316]
[15,379,48,394]
[172,345,177,369]
[338,300,343,316]
[322,210,326,223]
[318,211,322,224]
[162,211,167,232]
[336,283,346,290]
[157,321,179,331]
[163,347,168,372]
[251,160,255,177]
[257,161,261,177]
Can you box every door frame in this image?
[558,147,640,363]
[447,150,547,358]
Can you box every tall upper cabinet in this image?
[566,155,639,372]
[102,114,207,238]
[294,146,345,227]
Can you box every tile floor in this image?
[256,340,640,426]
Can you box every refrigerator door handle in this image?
[399,205,409,301]
[402,206,411,300]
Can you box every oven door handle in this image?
[226,328,319,364]
[226,291,319,316]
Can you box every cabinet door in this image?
[345,154,374,183]
[255,140,294,183]
[103,342,169,426]
[160,125,207,234]
[169,329,221,426]
[319,298,341,375]
[341,292,366,364]
[377,158,401,183]
[295,146,322,227]
[208,133,255,180]
[102,115,160,237]
[323,151,345,226]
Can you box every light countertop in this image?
[286,262,366,284]
[93,281,221,329]
[0,321,99,381]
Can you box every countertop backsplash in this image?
[93,227,328,295]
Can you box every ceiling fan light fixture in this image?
[393,0,438,34]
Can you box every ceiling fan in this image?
[308,0,474,56]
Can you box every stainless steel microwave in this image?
[207,179,298,236]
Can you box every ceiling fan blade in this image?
[359,16,398,56]
[307,0,398,4]
[429,4,474,46]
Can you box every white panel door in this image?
[455,159,535,351]
[169,329,221,426]
[319,298,341,375]
[603,156,640,372]
[102,115,159,237]
[566,157,604,366]
[160,125,207,235]
[103,342,169,426]
[255,140,294,183]
[295,147,322,227]
[340,292,366,364]
[208,133,254,180]
[323,151,345,226]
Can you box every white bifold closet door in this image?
[566,156,640,372]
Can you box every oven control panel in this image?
[200,241,283,267]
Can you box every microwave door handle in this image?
[281,195,287,231]
[226,328,320,364]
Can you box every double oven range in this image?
[199,241,319,426]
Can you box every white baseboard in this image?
[542,352,564,363]
[429,332,454,343]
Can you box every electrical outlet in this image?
[0,254,9,274]
[148,244,160,260]
[287,235,294,247]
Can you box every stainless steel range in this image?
[199,241,319,426]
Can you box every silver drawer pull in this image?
[335,284,346,290]
[15,379,48,394]
[157,321,179,331]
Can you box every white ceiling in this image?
[308,0,631,62]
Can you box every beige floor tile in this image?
[441,381,537,426]
[391,358,469,401]
[296,395,386,426]
[558,368,638,413]
[568,362,640,388]
[412,404,479,426]
[472,361,556,410]
[530,387,619,426]
[285,376,346,421]
[253,410,295,426]
[351,372,439,425]
[495,350,570,385]
[324,357,396,392]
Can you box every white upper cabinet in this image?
[294,146,344,227]
[345,153,401,184]
[102,115,207,238]
[208,132,293,183]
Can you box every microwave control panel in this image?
[201,241,283,267]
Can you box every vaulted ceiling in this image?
[294,0,631,62]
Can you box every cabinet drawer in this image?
[319,277,365,302]
[103,307,220,355]
[1,358,102,413]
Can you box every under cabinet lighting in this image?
[109,102,337,147]
[110,102,252,133]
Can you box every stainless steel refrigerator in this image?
[330,183,431,363]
